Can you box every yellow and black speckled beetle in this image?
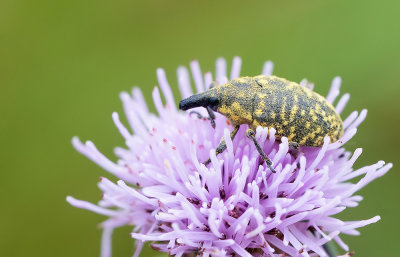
[179,75,344,172]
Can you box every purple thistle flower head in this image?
[67,57,392,257]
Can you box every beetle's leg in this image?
[288,141,299,159]
[204,81,218,128]
[206,106,216,129]
[203,125,240,165]
[246,129,276,173]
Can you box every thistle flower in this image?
[67,57,392,257]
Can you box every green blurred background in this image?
[1,0,399,256]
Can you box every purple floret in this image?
[67,57,392,257]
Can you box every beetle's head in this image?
[179,87,221,111]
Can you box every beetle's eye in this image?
[208,97,219,109]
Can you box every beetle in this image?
[179,75,344,172]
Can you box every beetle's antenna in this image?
[189,109,216,129]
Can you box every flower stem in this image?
[323,241,339,257]
[182,253,196,257]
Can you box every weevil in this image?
[179,75,344,172]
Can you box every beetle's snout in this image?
[179,95,202,110]
[178,99,190,110]
[179,92,219,111]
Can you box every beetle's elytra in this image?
[179,75,344,171]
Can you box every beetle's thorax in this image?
[215,77,258,125]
